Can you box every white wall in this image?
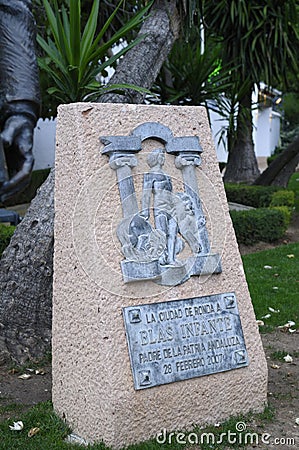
[252,108,280,157]
[31,103,281,169]
[209,104,281,163]
[207,101,229,163]
[32,118,56,170]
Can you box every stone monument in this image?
[53,103,268,448]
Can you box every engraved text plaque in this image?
[123,292,248,390]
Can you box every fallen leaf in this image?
[269,307,280,313]
[264,265,272,269]
[272,287,279,290]
[289,329,297,333]
[278,321,296,329]
[283,354,293,363]
[262,314,271,319]
[28,427,40,437]
[257,320,265,326]
[271,364,280,369]
[9,421,24,431]
[287,254,295,258]
[296,418,299,425]
[35,369,46,375]
[18,374,32,380]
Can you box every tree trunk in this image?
[223,89,260,184]
[99,0,180,104]
[0,0,180,364]
[253,135,299,187]
[0,170,54,364]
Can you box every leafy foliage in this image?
[203,0,299,88]
[225,184,281,207]
[202,0,299,168]
[270,190,295,208]
[283,93,299,126]
[270,205,293,229]
[37,0,152,114]
[152,33,232,105]
[208,78,254,154]
[230,208,288,245]
[0,224,16,257]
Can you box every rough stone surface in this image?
[0,170,54,364]
[53,103,268,449]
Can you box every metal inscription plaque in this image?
[123,292,248,390]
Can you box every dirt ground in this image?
[256,331,299,449]
[0,215,298,448]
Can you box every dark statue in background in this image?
[0,0,40,202]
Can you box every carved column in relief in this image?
[101,136,141,218]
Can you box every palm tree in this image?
[203,0,299,183]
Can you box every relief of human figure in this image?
[141,148,180,266]
[141,147,204,266]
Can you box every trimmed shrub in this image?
[270,206,292,229]
[0,224,16,257]
[225,184,280,207]
[270,190,295,208]
[230,208,288,245]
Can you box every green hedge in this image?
[270,189,295,208]
[230,208,288,245]
[225,184,281,207]
[270,206,292,229]
[0,224,16,257]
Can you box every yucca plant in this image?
[37,0,152,107]
[153,38,232,105]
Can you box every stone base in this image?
[121,259,161,283]
[122,254,222,286]
[53,103,268,449]
[189,253,222,276]
[157,262,189,286]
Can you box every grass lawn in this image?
[0,400,274,450]
[240,172,299,332]
[242,242,299,332]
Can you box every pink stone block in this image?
[53,103,267,448]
